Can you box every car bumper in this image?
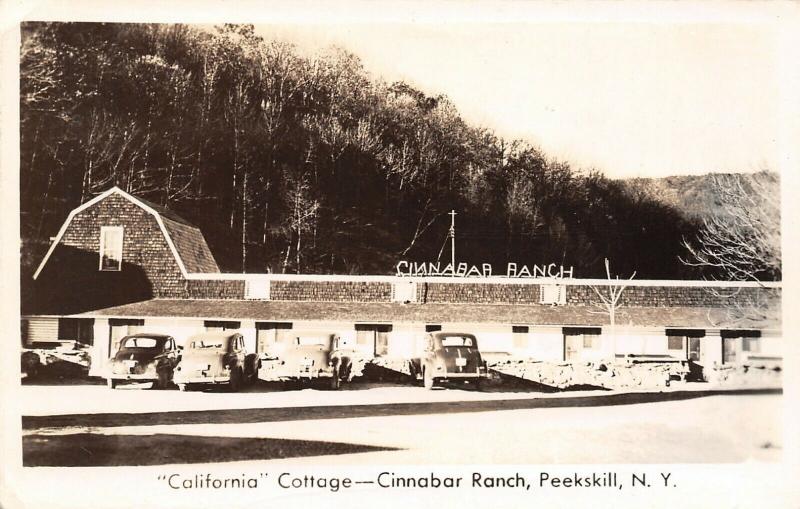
[259,365,334,380]
[173,374,231,384]
[107,374,158,382]
[435,371,490,380]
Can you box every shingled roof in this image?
[73,298,753,329]
[126,194,220,274]
[33,187,219,279]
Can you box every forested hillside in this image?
[21,22,719,279]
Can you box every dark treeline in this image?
[20,22,702,278]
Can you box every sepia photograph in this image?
[2,2,798,508]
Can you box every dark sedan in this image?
[106,334,180,389]
[414,332,489,389]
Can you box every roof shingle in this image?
[74,298,752,329]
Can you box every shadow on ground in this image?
[22,388,781,430]
[23,433,398,467]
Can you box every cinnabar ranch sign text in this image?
[396,261,574,279]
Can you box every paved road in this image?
[22,387,781,429]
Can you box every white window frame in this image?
[245,276,271,300]
[99,226,124,271]
[540,284,566,305]
[391,280,418,303]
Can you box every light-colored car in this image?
[411,332,489,389]
[260,333,360,389]
[106,334,180,389]
[173,331,259,392]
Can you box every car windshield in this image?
[187,339,227,351]
[120,337,161,349]
[296,336,327,346]
[440,335,475,347]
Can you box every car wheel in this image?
[331,367,341,390]
[423,367,435,390]
[107,378,117,389]
[474,378,483,391]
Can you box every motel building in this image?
[21,187,782,378]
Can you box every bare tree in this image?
[681,171,781,327]
[682,171,780,281]
[281,174,320,274]
[590,258,637,329]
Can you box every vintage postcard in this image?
[1,1,798,508]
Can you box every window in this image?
[391,281,417,302]
[667,336,685,351]
[540,284,566,305]
[297,335,328,346]
[99,226,124,271]
[425,324,442,332]
[563,327,601,357]
[721,330,761,362]
[58,318,94,344]
[204,320,241,331]
[742,337,760,353]
[256,322,293,352]
[355,323,392,355]
[441,335,474,347]
[664,329,705,358]
[245,277,270,300]
[120,337,159,349]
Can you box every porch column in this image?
[702,329,723,367]
[240,320,257,354]
[89,318,109,377]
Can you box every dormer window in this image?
[99,226,123,271]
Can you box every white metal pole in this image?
[449,209,456,273]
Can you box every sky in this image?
[257,20,783,179]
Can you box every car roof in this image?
[187,331,240,341]
[431,332,477,338]
[123,333,172,340]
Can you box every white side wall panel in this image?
[25,317,59,343]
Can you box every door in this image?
[108,319,144,357]
[355,324,392,356]
[688,338,701,362]
[564,334,583,361]
[722,337,738,364]
[109,325,127,357]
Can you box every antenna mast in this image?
[449,209,457,273]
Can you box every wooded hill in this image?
[21,22,742,279]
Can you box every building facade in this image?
[22,187,782,377]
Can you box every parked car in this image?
[106,334,180,389]
[260,332,360,389]
[411,332,489,389]
[173,331,259,392]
